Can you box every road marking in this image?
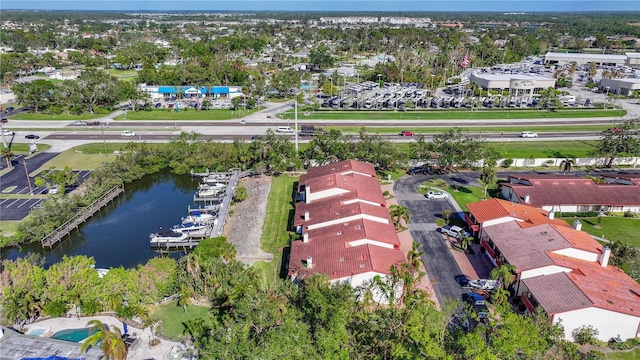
[7,199,20,207]
[29,199,44,208]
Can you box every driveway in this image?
[394,174,467,305]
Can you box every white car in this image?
[121,130,136,137]
[520,131,538,138]
[48,185,59,195]
[2,130,15,136]
[276,126,294,133]
[440,225,471,239]
[426,191,449,199]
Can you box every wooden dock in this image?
[40,186,124,249]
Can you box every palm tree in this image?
[80,320,127,360]
[177,285,192,314]
[559,157,576,174]
[1,146,14,169]
[389,205,410,231]
[459,236,473,251]
[490,264,517,290]
[492,287,510,305]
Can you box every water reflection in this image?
[1,171,201,268]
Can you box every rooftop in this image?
[301,159,377,181]
[0,326,103,360]
[467,198,570,229]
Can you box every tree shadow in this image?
[279,245,291,279]
[287,181,299,231]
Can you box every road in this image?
[394,175,467,305]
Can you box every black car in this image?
[4,106,15,113]
[407,166,430,175]
[251,135,262,140]
[25,134,40,140]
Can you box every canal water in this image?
[1,171,203,268]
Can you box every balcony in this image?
[521,293,536,312]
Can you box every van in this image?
[276,126,294,133]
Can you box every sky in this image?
[1,0,639,12]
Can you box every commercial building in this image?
[140,85,243,100]
[468,73,556,97]
[544,52,640,67]
[599,78,640,96]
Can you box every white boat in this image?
[172,222,207,234]
[197,183,225,197]
[202,174,229,184]
[149,229,188,245]
[466,279,499,291]
[182,212,215,224]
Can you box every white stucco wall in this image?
[338,170,374,178]
[552,248,600,262]
[348,239,395,249]
[482,216,519,228]
[309,188,350,202]
[555,307,640,342]
[332,272,402,304]
[343,198,383,207]
[306,214,388,230]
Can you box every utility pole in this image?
[101,123,107,155]
[294,101,298,152]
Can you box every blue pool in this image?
[51,327,97,342]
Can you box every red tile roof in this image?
[522,272,593,314]
[289,240,406,281]
[302,159,376,182]
[551,254,640,318]
[294,197,391,228]
[503,175,640,207]
[300,172,385,204]
[524,255,640,318]
[483,222,602,271]
[467,198,570,229]
[306,218,401,249]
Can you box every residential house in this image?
[501,174,640,214]
[466,198,640,341]
[289,160,405,303]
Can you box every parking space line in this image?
[16,186,30,194]
[29,199,44,208]
[6,199,20,207]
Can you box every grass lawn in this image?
[255,175,298,288]
[487,140,598,159]
[3,143,52,153]
[0,221,21,236]
[152,300,211,340]
[562,216,640,247]
[10,112,106,120]
[33,150,117,172]
[106,69,139,78]
[282,108,624,120]
[607,349,640,360]
[71,143,166,155]
[114,108,257,120]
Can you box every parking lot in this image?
[0,152,91,220]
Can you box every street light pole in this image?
[23,160,33,196]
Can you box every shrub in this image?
[584,350,605,360]
[502,158,513,168]
[572,325,599,345]
[232,186,248,203]
[624,210,639,218]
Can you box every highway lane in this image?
[43,131,604,142]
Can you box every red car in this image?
[607,127,623,133]
[400,130,414,136]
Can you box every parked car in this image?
[276,126,294,133]
[439,225,470,239]
[70,121,88,126]
[463,292,489,319]
[24,134,40,140]
[407,166,430,175]
[121,130,136,137]
[48,185,59,195]
[519,131,538,138]
[399,130,415,136]
[2,130,15,136]
[3,106,15,113]
[426,191,448,199]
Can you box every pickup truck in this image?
[439,225,470,239]
[299,125,327,137]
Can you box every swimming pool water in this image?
[51,327,97,342]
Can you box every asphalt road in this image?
[394,174,467,305]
